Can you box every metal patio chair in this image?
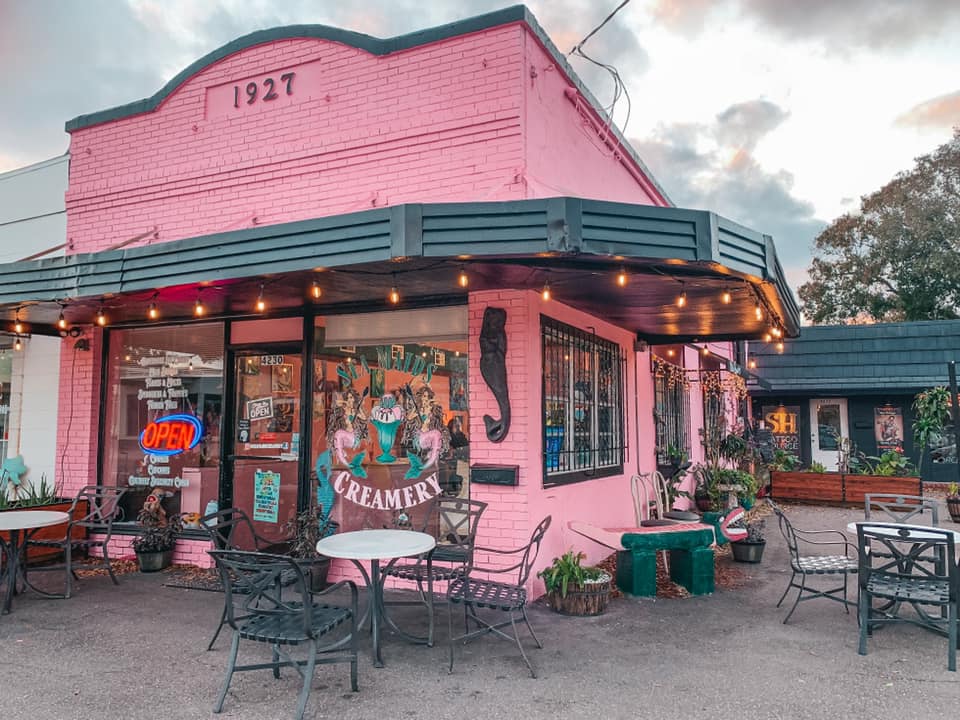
[209,550,358,720]
[769,500,858,624]
[200,506,333,651]
[856,523,958,671]
[864,493,939,526]
[381,495,488,647]
[25,485,128,599]
[447,515,552,678]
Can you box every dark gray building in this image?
[750,320,960,483]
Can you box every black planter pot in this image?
[730,540,765,563]
[136,549,174,572]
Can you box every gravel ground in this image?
[1,501,957,720]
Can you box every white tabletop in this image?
[316,529,436,561]
[846,521,960,542]
[0,510,70,532]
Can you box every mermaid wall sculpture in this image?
[479,306,510,442]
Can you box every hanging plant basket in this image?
[730,540,766,563]
[545,572,612,616]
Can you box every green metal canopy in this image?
[0,197,799,343]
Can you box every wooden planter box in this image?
[771,471,921,505]
[0,499,87,564]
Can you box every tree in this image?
[799,128,960,324]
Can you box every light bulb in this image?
[666,349,675,357]
[702,346,710,356]
[776,341,785,353]
[14,320,23,334]
[256,285,266,312]
[389,286,400,305]
[763,331,772,343]
[616,268,628,287]
[721,289,731,304]
[194,297,205,316]
[13,336,22,351]
[754,302,763,320]
[311,280,322,300]
[748,358,757,369]
[458,269,469,288]
[148,302,159,320]
[676,291,687,308]
[57,312,67,330]
[96,307,106,326]
[541,281,551,301]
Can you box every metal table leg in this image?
[369,559,384,668]
[1,529,22,614]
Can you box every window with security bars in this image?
[653,358,690,465]
[541,316,624,485]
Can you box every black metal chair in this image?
[25,485,127,599]
[200,506,306,651]
[855,523,958,671]
[769,500,858,623]
[382,496,488,646]
[864,493,939,525]
[447,515,551,677]
[208,550,358,720]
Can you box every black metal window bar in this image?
[653,357,690,465]
[541,315,624,485]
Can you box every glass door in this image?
[809,398,848,471]
[227,349,303,548]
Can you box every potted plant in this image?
[729,517,765,563]
[133,493,182,572]
[538,550,611,616]
[946,482,960,523]
[283,505,338,591]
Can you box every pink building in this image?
[0,7,798,591]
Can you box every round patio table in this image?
[0,510,70,614]
[846,522,960,543]
[317,529,435,667]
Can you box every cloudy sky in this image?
[1,0,959,289]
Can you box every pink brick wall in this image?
[65,27,528,254]
[522,34,666,205]
[54,329,102,493]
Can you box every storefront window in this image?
[541,316,623,485]
[101,324,224,526]
[653,354,689,465]
[311,318,470,532]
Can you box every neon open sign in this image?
[139,414,204,456]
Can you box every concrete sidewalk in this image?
[1,503,957,720]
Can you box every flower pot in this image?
[545,573,611,616]
[695,496,713,512]
[730,540,765,563]
[305,556,331,592]
[136,549,174,572]
[947,497,960,524]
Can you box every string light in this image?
[57,310,67,330]
[148,300,159,320]
[13,309,23,334]
[541,280,551,301]
[676,290,687,308]
[754,301,763,321]
[458,267,469,288]
[194,293,205,317]
[748,358,757,369]
[616,267,628,287]
[771,324,782,339]
[721,289,732,304]
[776,340,785,353]
[702,346,710,356]
[96,306,107,326]
[13,336,22,351]
[763,331,772,343]
[388,286,400,305]
[256,284,267,312]
[666,349,675,357]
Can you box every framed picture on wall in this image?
[272,364,294,393]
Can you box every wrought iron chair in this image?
[208,550,358,720]
[447,515,552,678]
[855,523,958,671]
[381,496,488,647]
[769,500,858,623]
[25,485,128,599]
[200,506,333,651]
[864,493,939,525]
